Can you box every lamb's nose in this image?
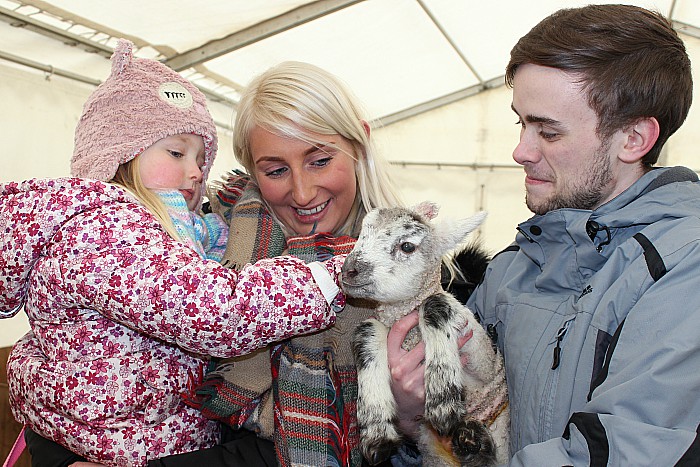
[341,254,358,278]
[342,254,373,281]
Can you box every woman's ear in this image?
[620,117,660,163]
[361,120,371,138]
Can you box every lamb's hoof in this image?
[452,419,496,465]
[361,439,400,466]
[425,406,462,437]
[424,385,464,436]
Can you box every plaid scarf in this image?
[209,171,286,268]
[191,172,370,467]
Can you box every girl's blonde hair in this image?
[111,158,181,241]
[233,61,403,236]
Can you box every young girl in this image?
[0,41,346,467]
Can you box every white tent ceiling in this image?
[3,0,700,248]
[3,0,700,126]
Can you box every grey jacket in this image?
[468,166,700,466]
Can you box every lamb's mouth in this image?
[340,280,374,298]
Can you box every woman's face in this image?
[249,125,358,235]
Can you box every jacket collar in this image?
[513,167,699,290]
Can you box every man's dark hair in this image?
[506,4,692,166]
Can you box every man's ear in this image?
[620,117,660,163]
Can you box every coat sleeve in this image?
[500,244,700,466]
[513,264,699,465]
[39,202,345,358]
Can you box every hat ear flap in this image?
[111,39,134,76]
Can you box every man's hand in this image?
[387,311,473,440]
[387,311,426,440]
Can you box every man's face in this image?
[510,64,625,215]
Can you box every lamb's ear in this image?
[413,201,440,220]
[434,211,487,254]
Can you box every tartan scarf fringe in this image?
[187,376,262,429]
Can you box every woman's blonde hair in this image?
[233,61,403,236]
[111,158,181,241]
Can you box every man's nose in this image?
[512,133,540,165]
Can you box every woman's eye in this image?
[168,150,184,158]
[400,242,416,253]
[265,167,287,178]
[312,156,332,168]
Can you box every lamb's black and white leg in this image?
[352,319,402,465]
[420,292,469,434]
[419,292,496,465]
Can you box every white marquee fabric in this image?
[3,0,700,344]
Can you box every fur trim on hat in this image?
[70,39,218,190]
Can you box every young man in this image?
[465,4,699,465]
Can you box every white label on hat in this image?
[159,82,193,109]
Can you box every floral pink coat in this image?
[0,178,345,466]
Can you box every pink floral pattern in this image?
[0,178,346,466]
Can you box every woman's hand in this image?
[69,463,105,466]
[387,310,473,441]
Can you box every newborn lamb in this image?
[342,202,509,466]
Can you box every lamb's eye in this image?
[400,242,416,253]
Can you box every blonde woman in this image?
[151,61,476,467]
[190,61,403,467]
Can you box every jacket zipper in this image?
[538,317,576,442]
[551,318,574,370]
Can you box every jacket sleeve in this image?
[503,245,700,466]
[513,273,699,465]
[41,202,345,358]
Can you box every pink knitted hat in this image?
[71,39,218,186]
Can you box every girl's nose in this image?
[188,161,203,183]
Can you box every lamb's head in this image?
[341,201,486,305]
